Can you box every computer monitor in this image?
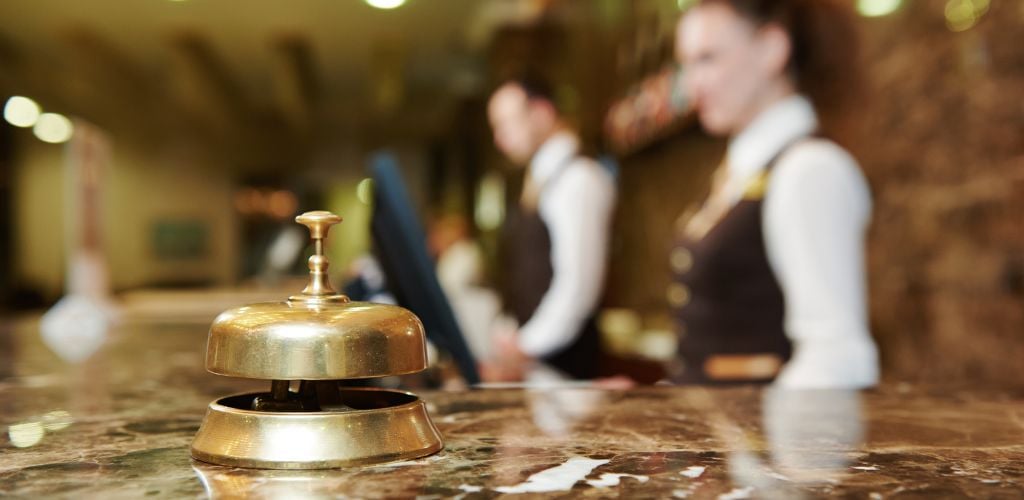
[368,152,480,385]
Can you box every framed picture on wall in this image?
[151,219,208,260]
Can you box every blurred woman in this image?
[670,0,878,388]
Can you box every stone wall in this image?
[854,1,1024,387]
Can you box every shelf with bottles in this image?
[604,63,693,156]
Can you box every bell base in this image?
[190,388,443,469]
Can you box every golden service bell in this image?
[191,210,443,469]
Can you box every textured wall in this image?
[12,135,239,296]
[854,2,1024,387]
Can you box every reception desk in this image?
[1,317,1022,498]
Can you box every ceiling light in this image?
[33,113,74,144]
[4,96,41,128]
[856,0,903,17]
[365,0,406,10]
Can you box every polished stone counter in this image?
[1,317,1023,498]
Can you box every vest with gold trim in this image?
[669,142,804,384]
[500,159,602,380]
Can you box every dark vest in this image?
[671,142,805,384]
[502,186,602,380]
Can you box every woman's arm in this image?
[763,140,880,389]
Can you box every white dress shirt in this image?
[724,94,879,389]
[517,132,616,358]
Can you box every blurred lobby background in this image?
[0,0,1020,388]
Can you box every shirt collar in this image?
[727,94,818,180]
[529,131,579,187]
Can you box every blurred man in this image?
[484,75,616,381]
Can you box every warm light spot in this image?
[474,173,505,231]
[33,113,74,143]
[945,0,989,32]
[4,96,41,128]
[267,190,298,220]
[365,0,405,9]
[676,0,697,10]
[856,0,903,17]
[234,188,264,215]
[41,410,73,431]
[9,421,45,448]
[356,178,374,205]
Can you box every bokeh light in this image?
[41,410,73,431]
[3,96,41,128]
[32,113,74,143]
[676,0,697,11]
[474,173,505,231]
[856,0,903,18]
[356,178,374,205]
[8,421,45,448]
[267,190,298,220]
[945,0,989,32]
[365,0,405,10]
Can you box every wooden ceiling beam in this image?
[167,31,254,145]
[270,35,320,135]
[54,28,164,138]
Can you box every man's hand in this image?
[480,327,531,382]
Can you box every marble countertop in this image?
[1,316,1023,499]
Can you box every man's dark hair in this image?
[499,72,560,113]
